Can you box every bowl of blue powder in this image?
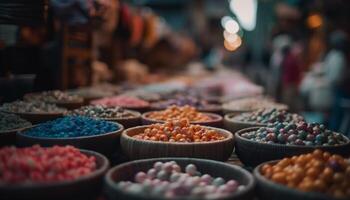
[17,116,123,156]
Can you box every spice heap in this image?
[69,105,137,119]
[0,145,96,184]
[261,150,350,199]
[133,119,225,142]
[233,108,304,124]
[241,122,348,146]
[117,161,244,198]
[223,97,287,111]
[0,112,32,132]
[25,90,82,103]
[91,96,149,108]
[152,96,220,110]
[147,106,211,122]
[24,116,118,138]
[0,100,67,113]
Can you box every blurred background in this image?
[0,0,350,133]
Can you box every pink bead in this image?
[135,172,147,183]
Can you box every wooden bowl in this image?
[254,160,346,200]
[0,149,109,200]
[120,125,234,161]
[121,105,150,114]
[222,104,288,115]
[105,157,255,200]
[149,104,223,115]
[224,113,265,134]
[235,127,350,167]
[0,126,32,147]
[16,123,124,156]
[142,111,223,128]
[54,100,84,110]
[101,110,142,129]
[2,111,65,124]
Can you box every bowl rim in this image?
[17,122,124,140]
[142,111,223,124]
[253,160,347,200]
[105,157,255,200]
[122,125,233,145]
[24,92,84,104]
[0,125,33,134]
[224,113,266,126]
[222,103,288,113]
[235,127,350,148]
[1,110,67,116]
[67,109,141,121]
[149,103,222,112]
[0,149,109,189]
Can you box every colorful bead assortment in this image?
[25,90,82,103]
[117,161,244,198]
[147,106,211,122]
[69,105,137,119]
[152,96,220,110]
[223,97,287,111]
[233,108,304,124]
[0,145,96,184]
[0,112,32,132]
[91,95,149,108]
[133,119,226,142]
[24,116,118,138]
[0,100,67,113]
[241,122,348,146]
[261,150,350,198]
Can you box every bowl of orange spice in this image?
[120,119,234,161]
[142,105,223,128]
[254,149,350,200]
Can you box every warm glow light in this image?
[221,16,232,28]
[223,31,239,43]
[224,36,242,52]
[230,0,257,31]
[224,19,239,34]
[307,14,322,29]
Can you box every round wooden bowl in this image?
[2,111,65,124]
[0,126,32,147]
[54,100,84,110]
[235,127,350,167]
[120,125,234,161]
[117,105,150,114]
[222,104,288,115]
[16,122,124,156]
[254,160,346,200]
[0,150,109,200]
[101,110,142,129]
[105,157,255,200]
[141,111,223,128]
[224,113,265,134]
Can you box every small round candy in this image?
[185,164,197,176]
[135,172,147,183]
[212,177,225,186]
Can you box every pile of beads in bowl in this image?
[260,150,350,198]
[133,119,225,142]
[116,161,244,199]
[233,108,304,124]
[241,122,348,146]
[0,112,32,132]
[91,96,149,107]
[152,96,219,110]
[147,106,211,122]
[223,97,287,111]
[23,116,118,138]
[0,145,96,184]
[25,90,82,103]
[0,100,67,113]
[69,105,136,119]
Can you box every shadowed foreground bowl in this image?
[16,123,124,156]
[254,160,347,200]
[0,150,109,200]
[0,126,32,147]
[105,157,255,200]
[142,111,223,128]
[224,113,265,134]
[121,125,234,161]
[235,127,350,167]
